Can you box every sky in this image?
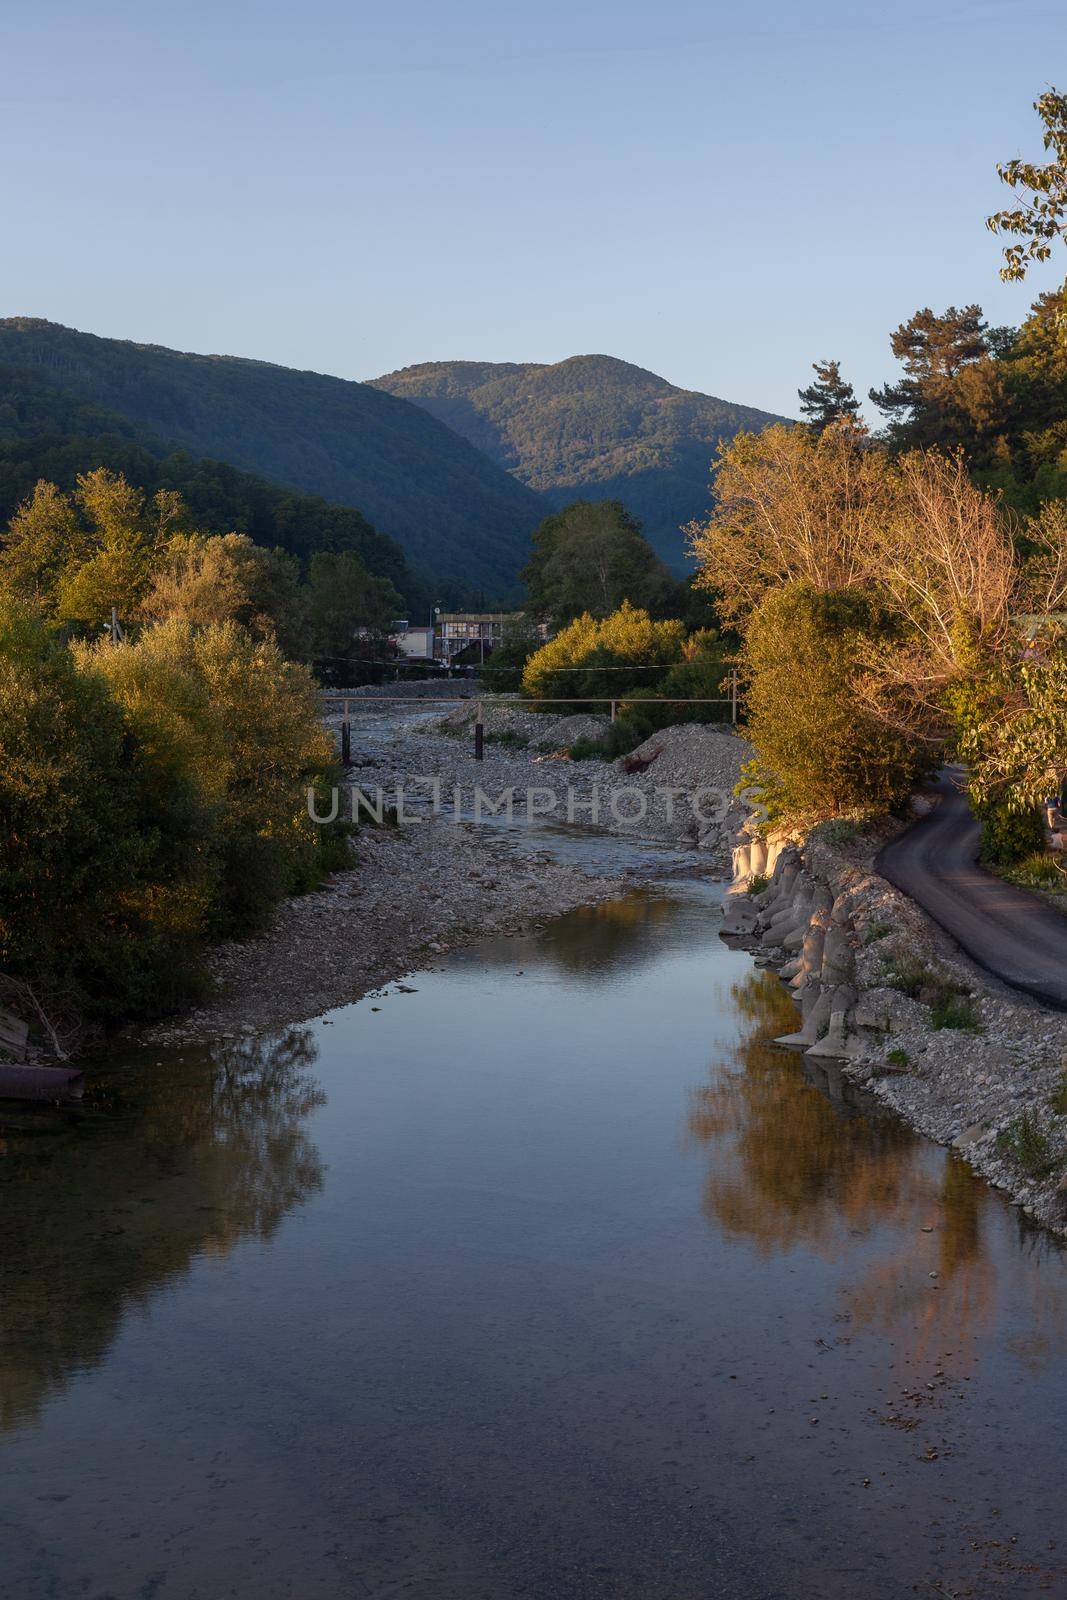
[4,0,1067,420]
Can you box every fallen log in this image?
[0,1063,85,1102]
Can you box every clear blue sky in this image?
[4,0,1066,419]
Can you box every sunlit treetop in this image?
[988,89,1067,284]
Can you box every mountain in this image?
[371,355,789,571]
[0,320,546,596]
[0,361,418,604]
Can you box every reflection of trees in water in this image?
[690,972,1067,1372]
[532,892,681,980]
[0,1028,324,1434]
[689,972,915,1257]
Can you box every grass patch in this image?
[1005,851,1067,890]
[863,921,893,945]
[886,1048,910,1069]
[568,736,612,762]
[747,873,770,896]
[882,953,979,1030]
[1049,1075,1067,1116]
[485,729,529,749]
[929,993,981,1031]
[813,818,861,847]
[882,954,937,999]
[995,1113,1057,1179]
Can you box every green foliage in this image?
[0,360,416,599]
[886,1048,910,1069]
[0,601,207,1017]
[1006,850,1067,887]
[996,1113,1056,1178]
[987,88,1067,284]
[304,550,401,660]
[953,633,1067,864]
[372,354,787,572]
[747,873,770,895]
[522,602,685,705]
[480,616,543,691]
[80,619,343,939]
[798,359,861,432]
[1050,1074,1067,1116]
[929,993,980,1031]
[0,321,543,595]
[521,500,678,624]
[0,589,347,1029]
[744,583,928,818]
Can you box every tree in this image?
[687,423,895,630]
[82,619,343,934]
[521,500,676,623]
[521,601,685,704]
[304,550,401,659]
[988,88,1067,285]
[797,359,861,432]
[744,583,928,818]
[869,306,996,447]
[0,600,204,1017]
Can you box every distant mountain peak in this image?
[371,355,786,571]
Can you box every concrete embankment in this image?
[723,825,1067,1234]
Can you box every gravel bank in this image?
[146,704,752,1044]
[345,706,754,872]
[147,821,630,1044]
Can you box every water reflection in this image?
[0,1028,324,1434]
[689,970,1066,1369]
[533,888,699,981]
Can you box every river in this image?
[1,829,1065,1599]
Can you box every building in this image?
[434,612,547,663]
[392,623,435,660]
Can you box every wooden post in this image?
[610,700,617,723]
[341,696,352,767]
[474,699,484,761]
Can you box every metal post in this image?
[610,700,617,723]
[474,699,484,761]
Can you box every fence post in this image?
[341,696,352,767]
[610,700,617,723]
[474,699,484,761]
[730,672,738,725]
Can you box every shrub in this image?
[80,619,344,938]
[0,601,206,1018]
[744,582,929,819]
[522,602,685,706]
[996,1114,1056,1178]
[1006,850,1067,887]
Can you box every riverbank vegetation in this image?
[684,86,1067,856]
[0,471,354,1047]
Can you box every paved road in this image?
[876,772,1067,1011]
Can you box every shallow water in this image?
[1,836,1065,1599]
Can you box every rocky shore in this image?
[724,822,1067,1236]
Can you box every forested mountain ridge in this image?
[371,354,789,570]
[0,360,419,602]
[0,319,546,594]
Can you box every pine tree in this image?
[797,359,861,433]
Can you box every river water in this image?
[1,830,1065,1599]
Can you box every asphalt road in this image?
[876,773,1067,1011]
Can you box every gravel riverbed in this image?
[147,700,752,1043]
